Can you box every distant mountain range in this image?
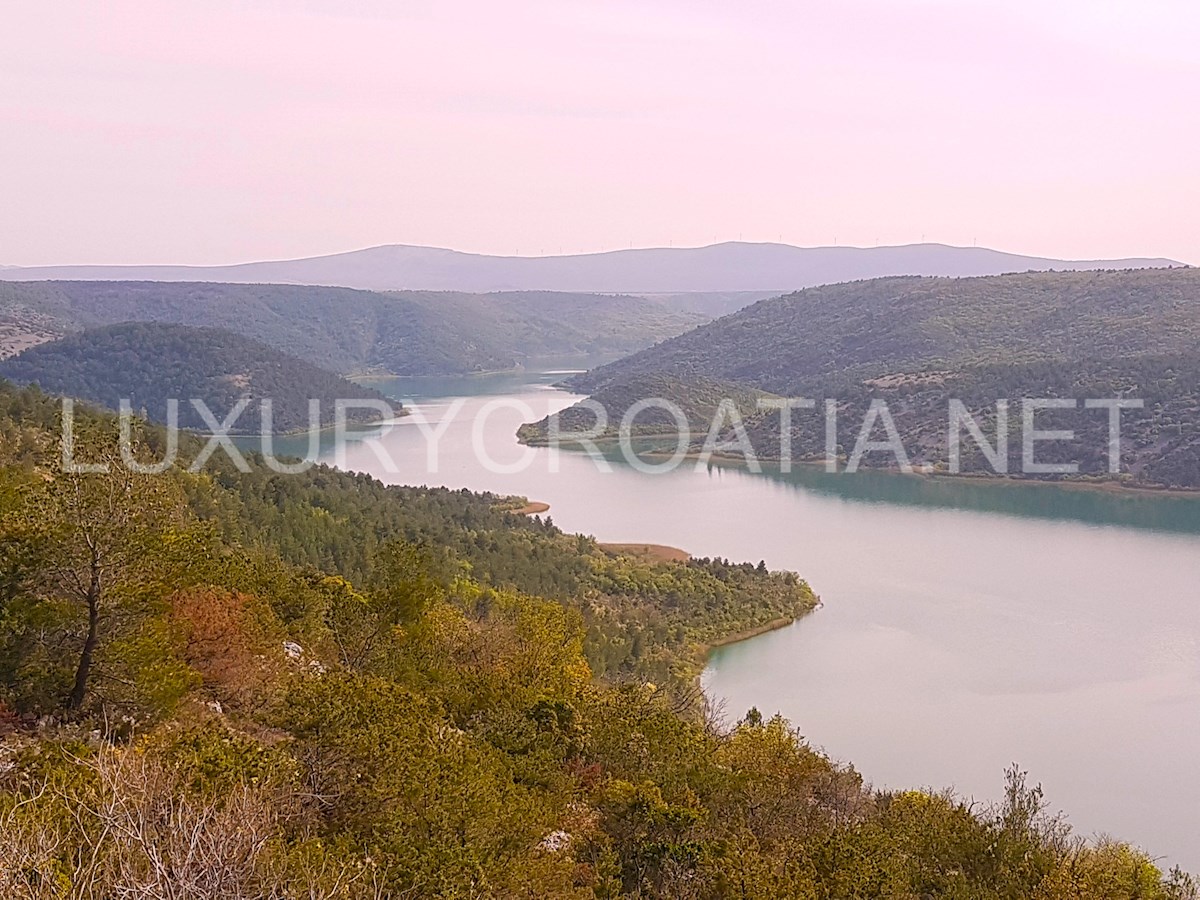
[0,242,1183,294]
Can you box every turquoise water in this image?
[269,371,1200,869]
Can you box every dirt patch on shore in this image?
[600,542,690,563]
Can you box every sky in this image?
[3,0,1198,266]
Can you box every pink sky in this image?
[3,0,1197,266]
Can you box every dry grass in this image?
[599,542,689,563]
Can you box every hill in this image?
[644,290,783,318]
[0,323,399,433]
[559,269,1200,488]
[0,241,1180,293]
[570,268,1200,395]
[0,281,706,375]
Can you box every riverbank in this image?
[351,366,528,382]
[197,407,407,439]
[521,429,1200,499]
[925,469,1200,499]
[494,490,805,663]
[702,615,798,652]
[348,354,607,384]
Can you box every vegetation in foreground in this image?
[0,380,1193,898]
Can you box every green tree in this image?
[0,444,187,712]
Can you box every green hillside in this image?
[569,268,1200,395]
[747,353,1200,487]
[0,281,707,375]
[0,323,398,433]
[559,269,1200,488]
[0,381,1192,897]
[541,355,1200,487]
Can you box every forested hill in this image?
[553,268,1200,488]
[568,267,1200,395]
[0,280,706,375]
[0,380,1193,896]
[0,322,399,433]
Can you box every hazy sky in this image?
[4,1,1198,266]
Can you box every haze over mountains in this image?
[0,242,1182,294]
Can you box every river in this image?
[270,368,1200,869]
